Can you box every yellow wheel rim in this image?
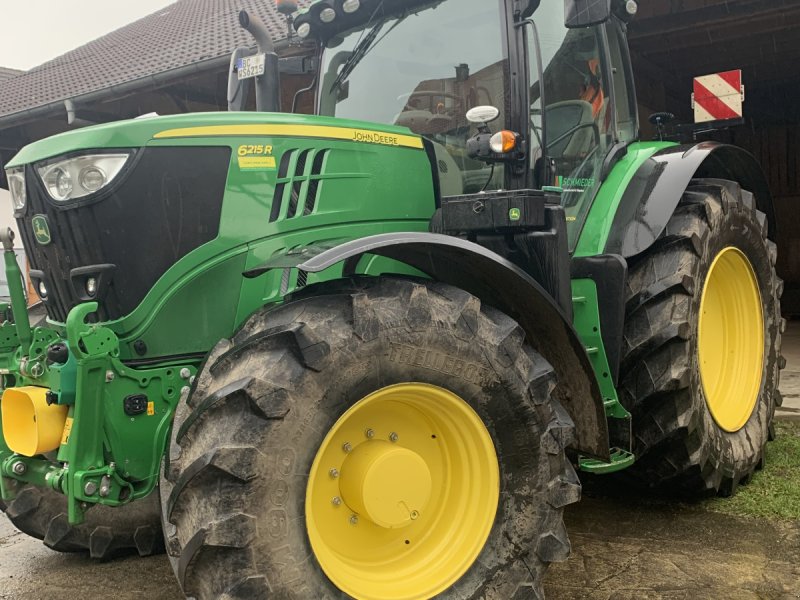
[305,383,499,600]
[698,247,764,432]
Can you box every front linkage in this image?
[0,230,195,525]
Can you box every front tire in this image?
[0,482,163,558]
[619,178,783,495]
[161,277,581,599]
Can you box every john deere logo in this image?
[32,215,51,245]
[508,208,521,221]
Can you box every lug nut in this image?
[342,442,353,453]
[329,468,339,479]
[389,432,398,443]
[332,496,342,506]
[11,461,26,475]
[365,428,374,439]
[84,481,98,496]
[179,368,191,379]
[350,514,359,525]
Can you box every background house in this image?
[0,0,312,303]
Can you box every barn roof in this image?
[0,0,311,121]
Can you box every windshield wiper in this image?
[330,20,386,93]
[329,11,408,95]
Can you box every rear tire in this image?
[161,277,581,599]
[0,483,163,558]
[619,178,783,495]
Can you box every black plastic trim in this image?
[421,138,442,209]
[28,270,51,304]
[604,141,776,257]
[571,254,627,383]
[292,232,610,459]
[69,263,116,303]
[18,146,231,322]
[121,351,207,368]
[600,141,628,182]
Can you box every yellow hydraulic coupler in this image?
[2,387,68,456]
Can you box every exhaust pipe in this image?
[238,10,281,112]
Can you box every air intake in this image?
[270,148,329,222]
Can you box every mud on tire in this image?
[0,482,163,559]
[619,178,783,495]
[160,277,581,599]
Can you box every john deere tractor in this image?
[0,0,783,598]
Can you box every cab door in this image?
[524,9,636,249]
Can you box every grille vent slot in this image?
[296,270,308,288]
[270,149,330,223]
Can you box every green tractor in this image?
[0,0,783,597]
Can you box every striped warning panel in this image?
[692,70,744,123]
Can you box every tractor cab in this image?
[295,0,639,247]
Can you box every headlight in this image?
[296,21,311,37]
[319,7,336,22]
[36,153,130,202]
[5,167,26,211]
[341,0,360,13]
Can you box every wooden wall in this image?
[629,3,800,313]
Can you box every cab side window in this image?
[529,13,614,246]
[605,19,639,144]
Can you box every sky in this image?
[0,0,178,71]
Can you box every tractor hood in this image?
[5,110,435,337]
[7,112,422,167]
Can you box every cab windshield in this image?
[318,0,508,195]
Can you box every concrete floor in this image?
[776,322,800,420]
[2,325,800,599]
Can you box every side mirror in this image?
[564,0,612,28]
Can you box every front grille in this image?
[18,147,231,322]
[270,148,329,223]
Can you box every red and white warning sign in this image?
[692,70,745,123]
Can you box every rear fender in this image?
[604,142,775,257]
[246,232,610,459]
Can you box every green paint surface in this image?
[0,112,437,519]
[573,141,675,257]
[571,279,628,420]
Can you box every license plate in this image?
[238,53,266,80]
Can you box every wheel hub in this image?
[698,246,764,432]
[339,441,431,529]
[305,383,499,600]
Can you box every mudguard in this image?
[604,141,775,257]
[246,232,610,460]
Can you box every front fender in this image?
[604,142,775,257]
[248,232,610,460]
